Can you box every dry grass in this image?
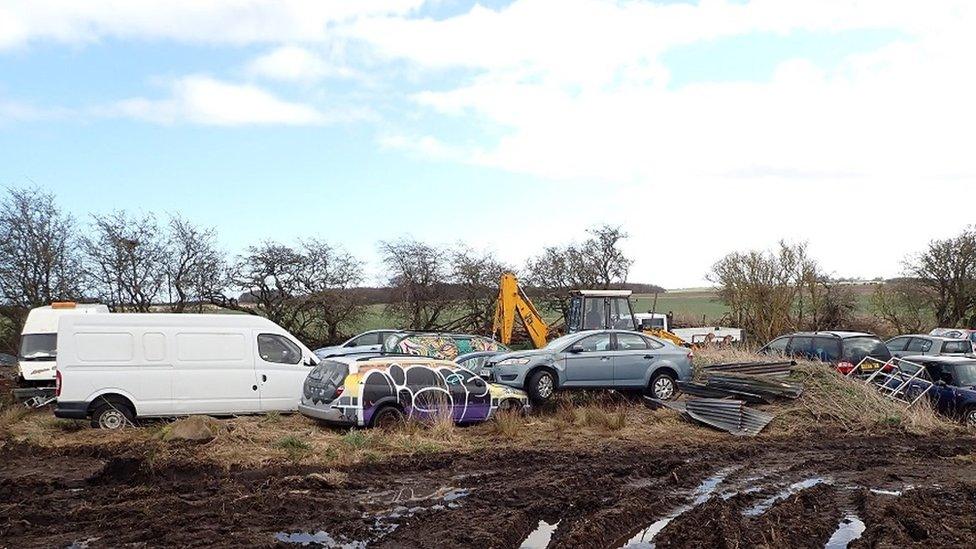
[0,348,963,470]
[773,362,955,436]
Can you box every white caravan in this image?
[54,313,318,429]
[18,302,110,387]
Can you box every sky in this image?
[0,0,973,289]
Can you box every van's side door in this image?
[254,332,313,412]
[173,330,260,414]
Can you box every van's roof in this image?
[58,312,284,330]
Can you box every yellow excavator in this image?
[492,273,687,348]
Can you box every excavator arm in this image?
[493,273,550,349]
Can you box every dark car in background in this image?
[898,355,976,427]
[886,334,974,358]
[759,331,891,373]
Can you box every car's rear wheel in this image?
[527,370,556,405]
[498,398,525,415]
[647,372,677,400]
[370,406,405,430]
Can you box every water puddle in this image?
[869,484,913,496]
[743,477,827,517]
[519,520,560,548]
[824,514,865,548]
[620,467,738,548]
[284,485,471,547]
[274,531,366,548]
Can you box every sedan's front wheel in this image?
[527,370,556,405]
[648,372,677,400]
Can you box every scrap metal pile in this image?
[677,372,803,404]
[648,360,802,437]
[653,398,774,437]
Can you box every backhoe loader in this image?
[491,273,688,347]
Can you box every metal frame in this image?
[846,356,933,406]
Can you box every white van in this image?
[53,313,318,429]
[18,302,110,388]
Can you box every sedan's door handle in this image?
[601,356,611,361]
[644,355,654,359]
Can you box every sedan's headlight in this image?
[497,357,530,365]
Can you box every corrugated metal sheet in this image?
[704,373,803,400]
[643,397,774,436]
[702,360,796,377]
[676,380,767,404]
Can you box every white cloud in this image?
[246,46,360,82]
[362,0,976,183]
[0,0,425,49]
[107,75,328,126]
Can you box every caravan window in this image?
[258,334,302,364]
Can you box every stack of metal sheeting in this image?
[676,380,767,404]
[685,398,774,436]
[643,397,774,436]
[702,360,796,377]
[705,373,803,400]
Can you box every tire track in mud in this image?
[3,437,976,548]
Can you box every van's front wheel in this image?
[91,401,135,430]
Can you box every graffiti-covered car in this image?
[298,355,530,428]
[381,332,509,361]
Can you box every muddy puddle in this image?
[618,467,740,548]
[824,514,865,548]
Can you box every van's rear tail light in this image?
[55,370,62,397]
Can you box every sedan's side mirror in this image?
[568,344,584,354]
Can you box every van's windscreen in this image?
[20,333,57,360]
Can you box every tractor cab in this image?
[566,290,639,333]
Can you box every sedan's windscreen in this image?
[20,333,57,359]
[545,333,579,350]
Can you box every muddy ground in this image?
[3,431,976,548]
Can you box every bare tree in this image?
[379,238,451,330]
[583,225,633,288]
[81,211,169,312]
[0,187,83,308]
[218,240,364,346]
[299,239,365,344]
[525,224,634,319]
[0,187,84,351]
[166,215,225,312]
[906,227,976,327]
[443,247,510,334]
[871,279,932,334]
[709,241,854,343]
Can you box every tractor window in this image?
[582,298,605,330]
[609,297,635,330]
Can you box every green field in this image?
[350,285,881,335]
